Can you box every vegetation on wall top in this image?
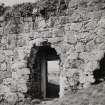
[1,0,69,21]
[0,0,69,34]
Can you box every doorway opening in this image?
[37,45,60,99]
[27,43,60,99]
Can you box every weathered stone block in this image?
[75,42,85,52]
[68,52,78,60]
[99,42,105,50]
[4,50,14,56]
[0,85,11,95]
[66,45,75,55]
[48,37,64,44]
[85,61,99,72]
[0,79,3,84]
[17,38,27,47]
[3,78,13,85]
[1,36,7,44]
[66,68,79,76]
[70,12,81,22]
[17,83,27,93]
[63,60,70,69]
[59,16,70,25]
[53,28,65,37]
[68,0,79,8]
[17,93,24,101]
[91,49,104,61]
[85,40,96,52]
[38,18,46,29]
[17,78,27,84]
[0,54,5,63]
[16,48,26,60]
[96,28,105,36]
[64,59,84,69]
[24,22,32,33]
[0,71,12,79]
[95,36,105,44]
[11,61,27,70]
[59,76,67,98]
[64,23,71,31]
[79,52,91,62]
[60,43,71,54]
[20,75,29,80]
[79,72,95,87]
[84,20,97,30]
[5,93,18,105]
[39,30,52,38]
[29,31,38,39]
[0,62,7,71]
[16,68,30,76]
[91,11,102,20]
[75,32,88,40]
[7,34,17,49]
[98,17,105,28]
[12,72,19,79]
[70,23,83,31]
[64,31,77,44]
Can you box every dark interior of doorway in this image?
[38,45,60,99]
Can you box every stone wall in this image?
[0,0,105,104]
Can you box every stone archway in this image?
[27,41,60,99]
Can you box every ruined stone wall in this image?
[0,0,105,103]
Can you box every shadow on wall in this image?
[93,53,105,84]
[46,82,59,98]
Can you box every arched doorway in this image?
[27,41,60,99]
